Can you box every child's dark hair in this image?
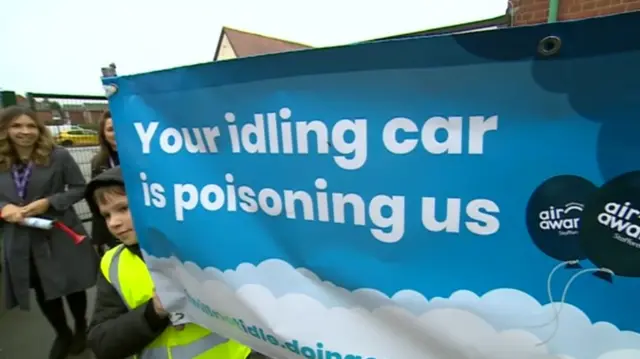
[93,185,126,205]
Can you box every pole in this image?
[101,63,118,78]
[100,63,119,98]
[548,0,560,23]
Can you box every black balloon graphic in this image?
[526,175,598,267]
[580,171,640,280]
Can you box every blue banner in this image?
[104,12,640,359]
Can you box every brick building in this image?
[512,0,640,25]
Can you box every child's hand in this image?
[152,291,169,318]
[173,324,185,331]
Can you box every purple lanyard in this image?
[109,156,115,168]
[11,162,33,200]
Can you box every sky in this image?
[0,0,508,95]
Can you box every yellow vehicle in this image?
[56,129,100,147]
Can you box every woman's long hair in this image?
[0,106,54,171]
[91,110,115,170]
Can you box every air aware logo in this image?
[526,175,596,262]
[597,201,640,248]
[538,202,584,236]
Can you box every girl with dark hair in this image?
[0,106,98,359]
[90,111,120,254]
[91,110,119,171]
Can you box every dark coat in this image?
[85,168,169,358]
[85,168,269,359]
[88,245,270,359]
[89,154,119,249]
[88,245,171,359]
[0,146,98,310]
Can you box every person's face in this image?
[98,190,137,245]
[8,115,39,149]
[104,118,116,150]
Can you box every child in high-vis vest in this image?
[85,166,268,359]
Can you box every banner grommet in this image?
[538,36,562,57]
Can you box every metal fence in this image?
[1,91,108,222]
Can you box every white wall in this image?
[216,34,237,60]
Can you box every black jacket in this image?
[85,167,170,359]
[89,246,172,359]
[89,156,119,249]
[84,167,268,359]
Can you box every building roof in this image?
[213,11,511,61]
[361,13,511,43]
[213,27,313,60]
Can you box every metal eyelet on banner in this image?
[537,36,562,57]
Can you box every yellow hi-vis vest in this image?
[101,245,252,359]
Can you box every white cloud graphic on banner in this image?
[144,253,640,359]
[597,349,640,359]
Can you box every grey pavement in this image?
[0,288,97,359]
[1,148,100,358]
[0,221,96,358]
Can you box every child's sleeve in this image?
[87,271,170,359]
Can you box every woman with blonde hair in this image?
[0,106,98,359]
